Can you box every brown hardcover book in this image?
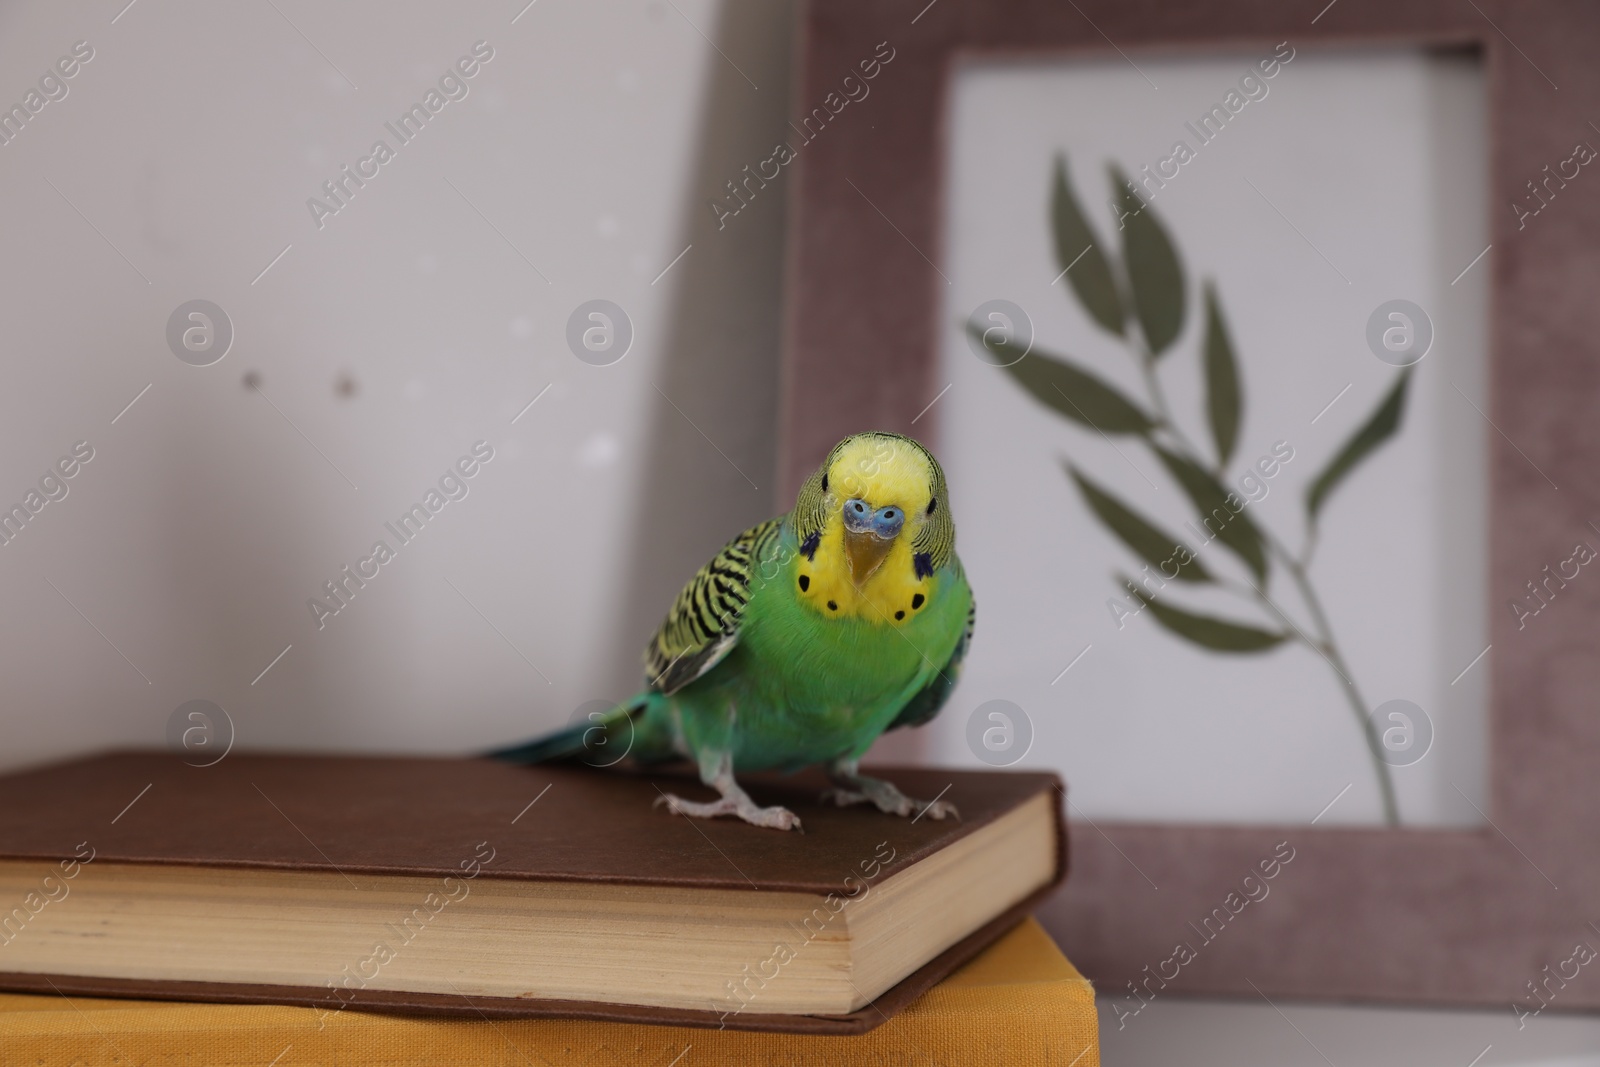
[0,751,1066,1034]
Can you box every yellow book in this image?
[0,918,1096,1066]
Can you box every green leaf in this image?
[1202,283,1242,469]
[1150,444,1268,582]
[1306,371,1411,519]
[1111,165,1185,356]
[1051,155,1124,336]
[1069,466,1211,582]
[1120,575,1288,652]
[970,324,1154,435]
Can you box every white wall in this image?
[0,0,794,771]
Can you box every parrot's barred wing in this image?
[644,518,783,695]
[887,595,974,732]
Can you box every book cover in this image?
[0,751,1066,1033]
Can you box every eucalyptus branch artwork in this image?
[970,155,1412,825]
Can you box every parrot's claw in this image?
[822,774,960,821]
[820,787,871,809]
[659,747,804,831]
[913,796,960,821]
[654,791,803,832]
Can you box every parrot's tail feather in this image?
[486,697,653,765]
[485,727,590,765]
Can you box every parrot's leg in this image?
[654,748,802,831]
[821,757,960,821]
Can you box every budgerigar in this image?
[492,431,974,831]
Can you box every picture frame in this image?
[777,0,1600,1009]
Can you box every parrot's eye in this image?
[821,474,829,492]
[927,498,937,516]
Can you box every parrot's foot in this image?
[822,769,960,821]
[654,790,802,831]
[656,747,803,832]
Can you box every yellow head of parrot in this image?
[823,436,936,590]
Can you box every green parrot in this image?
[492,431,974,831]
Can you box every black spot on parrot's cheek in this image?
[798,574,810,592]
[911,593,925,610]
[827,600,838,611]
[913,552,934,579]
[895,610,905,620]
[800,531,820,561]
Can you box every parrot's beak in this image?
[844,528,894,588]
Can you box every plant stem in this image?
[1125,323,1401,825]
[1136,347,1178,439]
[1262,532,1400,826]
[1299,524,1321,570]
